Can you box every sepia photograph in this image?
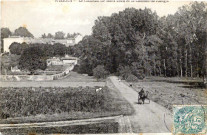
[0,0,207,134]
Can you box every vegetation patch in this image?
[131,77,207,112]
[0,85,133,123]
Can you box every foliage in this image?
[9,42,29,55]
[1,54,21,74]
[55,31,65,39]
[73,2,207,80]
[93,65,109,79]
[9,42,72,56]
[53,43,67,56]
[0,86,133,119]
[41,33,47,38]
[47,33,54,38]
[126,74,139,82]
[67,33,81,38]
[13,27,34,37]
[19,46,47,74]
[1,28,12,39]
[1,28,12,52]
[118,65,144,81]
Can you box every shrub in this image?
[118,65,145,80]
[126,74,138,82]
[77,59,93,76]
[93,65,109,79]
[118,66,131,80]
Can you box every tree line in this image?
[9,42,73,56]
[73,2,207,81]
[41,32,81,39]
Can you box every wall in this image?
[0,64,75,81]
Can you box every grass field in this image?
[130,77,207,111]
[0,84,133,124]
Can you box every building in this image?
[3,35,83,53]
[51,35,83,47]
[2,36,32,52]
[46,55,78,66]
[46,57,63,66]
[61,55,78,65]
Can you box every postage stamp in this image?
[173,105,207,134]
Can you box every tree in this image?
[93,65,109,79]
[73,2,207,80]
[66,33,81,38]
[19,46,47,74]
[74,8,159,77]
[9,42,21,55]
[47,33,54,38]
[53,43,67,56]
[41,33,47,38]
[1,28,12,52]
[14,27,34,37]
[55,31,65,39]
[9,42,29,55]
[1,28,12,39]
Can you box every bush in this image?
[126,74,138,82]
[118,66,131,80]
[77,59,93,76]
[118,65,145,80]
[93,65,109,79]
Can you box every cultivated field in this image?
[129,77,207,111]
[0,84,133,124]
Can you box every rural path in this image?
[109,76,173,133]
[0,81,105,87]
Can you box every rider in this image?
[139,88,145,99]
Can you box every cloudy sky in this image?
[1,0,193,38]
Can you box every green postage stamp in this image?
[174,105,207,134]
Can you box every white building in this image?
[74,35,83,44]
[46,57,63,66]
[53,35,83,47]
[3,36,32,52]
[3,35,83,53]
[47,55,78,66]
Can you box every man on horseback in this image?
[139,88,145,99]
[138,88,150,104]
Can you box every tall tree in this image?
[41,33,47,38]
[47,33,54,38]
[1,28,12,52]
[19,46,47,74]
[14,27,34,37]
[55,31,65,39]
[1,28,12,39]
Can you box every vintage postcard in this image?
[0,0,207,134]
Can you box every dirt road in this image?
[109,76,173,133]
[0,81,105,87]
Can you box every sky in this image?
[1,0,194,38]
